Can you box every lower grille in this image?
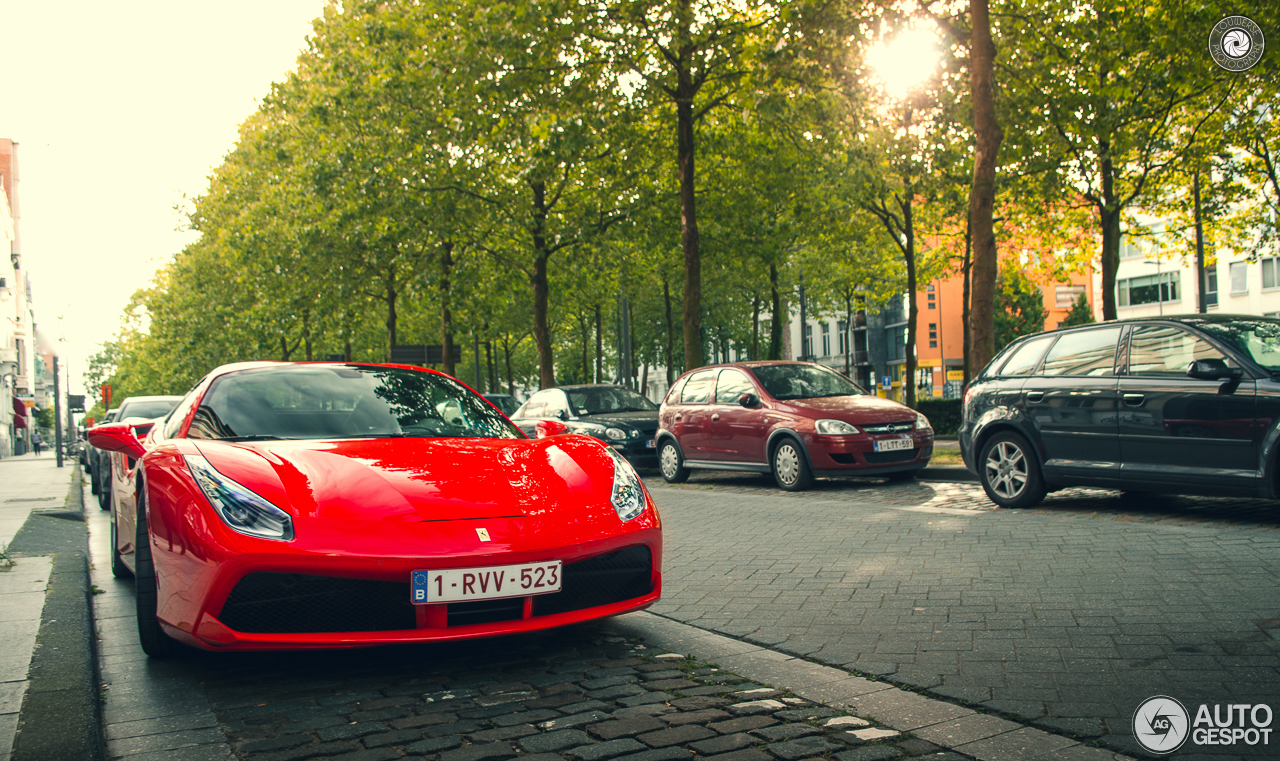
[534,545,653,616]
[219,573,415,633]
[864,448,919,464]
[448,598,524,627]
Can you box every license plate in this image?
[411,561,562,604]
[873,437,914,452]
[646,439,656,448]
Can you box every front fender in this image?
[765,428,815,473]
[1257,417,1280,498]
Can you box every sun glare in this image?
[866,25,942,100]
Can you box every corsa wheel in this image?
[658,441,689,484]
[771,439,813,492]
[134,494,179,658]
[979,432,1046,509]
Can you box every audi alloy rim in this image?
[775,444,800,486]
[660,445,679,479]
[985,441,1028,500]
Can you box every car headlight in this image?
[604,448,645,522]
[186,455,294,541]
[916,413,932,431]
[605,427,628,440]
[815,419,860,435]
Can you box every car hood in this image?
[779,395,916,424]
[192,436,615,522]
[575,411,659,428]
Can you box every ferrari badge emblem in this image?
[476,528,491,542]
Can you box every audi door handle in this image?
[1123,393,1145,406]
[1026,391,1045,402]
[674,414,683,421]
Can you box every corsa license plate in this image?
[873,437,914,453]
[411,561,562,604]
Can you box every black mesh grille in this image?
[864,448,919,464]
[448,597,525,627]
[829,453,855,464]
[219,573,416,633]
[534,545,653,616]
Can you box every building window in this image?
[1120,238,1144,259]
[929,340,938,348]
[927,290,936,309]
[1118,272,1180,307]
[803,324,813,358]
[1230,261,1249,294]
[838,321,848,355]
[1263,257,1280,290]
[1055,284,1085,308]
[820,322,830,356]
[888,326,907,362]
[1206,265,1218,307]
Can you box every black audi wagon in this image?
[960,315,1280,508]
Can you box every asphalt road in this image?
[83,473,1280,761]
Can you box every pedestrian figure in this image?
[31,429,42,456]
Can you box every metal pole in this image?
[1193,171,1208,313]
[54,355,64,468]
[798,270,807,361]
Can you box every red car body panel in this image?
[91,362,662,652]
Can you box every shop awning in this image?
[11,397,27,428]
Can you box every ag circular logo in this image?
[1209,16,1265,71]
[1134,696,1190,754]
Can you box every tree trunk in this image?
[581,311,590,384]
[844,292,852,377]
[530,179,555,388]
[440,241,455,376]
[751,295,761,361]
[385,264,398,360]
[594,304,603,383]
[663,277,675,383]
[1099,148,1121,320]
[639,363,649,399]
[903,175,918,409]
[675,10,703,372]
[302,308,313,361]
[487,340,497,392]
[768,263,784,360]
[504,336,516,396]
[967,0,1004,377]
[962,221,973,383]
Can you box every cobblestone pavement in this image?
[644,475,1280,758]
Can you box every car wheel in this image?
[771,438,814,491]
[134,495,178,658]
[98,476,112,511]
[89,463,100,496]
[978,432,1046,508]
[658,441,689,484]
[110,516,132,579]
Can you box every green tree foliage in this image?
[994,268,1048,352]
[1061,293,1095,327]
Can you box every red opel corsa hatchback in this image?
[657,361,933,490]
[89,362,661,656]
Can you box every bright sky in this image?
[865,23,943,101]
[1,0,328,398]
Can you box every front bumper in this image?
[806,431,934,474]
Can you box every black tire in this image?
[771,438,814,491]
[110,516,132,579]
[658,440,689,484]
[98,475,112,511]
[978,431,1047,509]
[134,492,179,658]
[89,461,100,496]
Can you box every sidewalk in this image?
[0,453,102,761]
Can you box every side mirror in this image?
[738,393,760,408]
[536,419,569,438]
[1187,358,1243,381]
[87,422,147,460]
[557,409,570,422]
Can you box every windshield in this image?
[187,365,523,441]
[1193,318,1280,372]
[121,400,180,419]
[751,364,865,400]
[565,386,658,415]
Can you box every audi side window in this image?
[1127,326,1226,377]
[680,371,715,404]
[998,336,1054,377]
[1040,327,1123,377]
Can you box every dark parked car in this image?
[87,409,119,497]
[657,361,933,491]
[95,396,183,510]
[510,385,660,467]
[483,393,521,416]
[960,314,1280,508]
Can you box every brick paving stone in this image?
[590,685,648,700]
[727,700,787,715]
[470,725,540,742]
[329,748,401,761]
[590,716,667,740]
[255,741,361,761]
[362,728,424,747]
[662,708,731,726]
[405,735,465,754]
[317,722,389,742]
[493,709,560,727]
[565,738,648,761]
[669,696,730,710]
[831,747,904,761]
[689,732,757,755]
[638,724,716,747]
[427,720,486,737]
[438,742,522,761]
[583,675,641,690]
[618,692,673,707]
[645,679,700,691]
[526,692,590,709]
[640,670,686,680]
[703,750,772,761]
[537,711,611,731]
[237,734,312,753]
[391,712,458,730]
[518,729,593,753]
[613,747,693,761]
[708,715,779,734]
[750,723,822,742]
[764,735,842,760]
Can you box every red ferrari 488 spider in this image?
[89,362,662,656]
